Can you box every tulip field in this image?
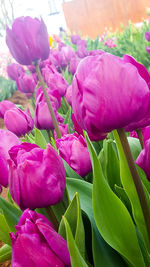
[1,15,150,267]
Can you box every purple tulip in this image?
[36,87,61,109]
[54,123,69,139]
[71,113,106,141]
[130,126,150,146]
[76,45,88,58]
[16,73,37,95]
[0,129,20,187]
[136,139,150,180]
[71,35,81,45]
[7,63,25,81]
[145,31,150,42]
[8,143,66,210]
[56,133,92,177]
[72,53,150,139]
[10,209,71,267]
[49,49,61,69]
[6,16,50,65]
[0,100,15,119]
[35,89,61,130]
[69,56,80,75]
[42,66,68,97]
[4,108,34,137]
[60,46,75,68]
[65,85,72,106]
[146,46,150,54]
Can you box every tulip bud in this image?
[16,73,37,95]
[7,63,25,81]
[71,35,81,45]
[6,16,50,65]
[10,209,71,267]
[0,129,20,187]
[65,85,72,106]
[56,133,92,177]
[0,100,15,119]
[9,143,66,210]
[145,31,150,42]
[54,123,69,139]
[4,108,34,137]
[136,139,150,180]
[35,89,60,130]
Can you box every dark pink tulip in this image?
[65,85,72,106]
[76,45,88,58]
[42,66,68,97]
[145,31,150,42]
[71,113,106,141]
[4,108,34,137]
[54,123,69,139]
[72,53,150,139]
[69,56,80,75]
[136,139,150,180]
[0,100,15,119]
[7,63,25,81]
[146,46,150,54]
[6,16,50,65]
[130,126,150,146]
[0,129,20,187]
[9,143,66,210]
[16,73,36,95]
[56,133,92,177]
[49,49,61,69]
[60,46,75,68]
[35,88,61,130]
[10,209,71,267]
[71,35,81,45]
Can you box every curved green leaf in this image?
[114,130,150,253]
[66,178,127,267]
[85,133,145,267]
[63,217,88,267]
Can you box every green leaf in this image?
[35,128,47,149]
[114,130,150,253]
[64,106,72,125]
[0,213,11,245]
[85,132,145,267]
[104,140,121,189]
[66,178,126,267]
[115,185,132,215]
[0,196,22,233]
[63,217,88,267]
[59,193,85,258]
[127,137,142,160]
[0,244,12,263]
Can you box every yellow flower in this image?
[49,36,53,47]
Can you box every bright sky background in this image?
[0,0,67,51]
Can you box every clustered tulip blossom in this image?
[10,209,71,267]
[4,108,34,137]
[56,133,92,177]
[6,16,50,65]
[72,53,150,139]
[8,143,66,210]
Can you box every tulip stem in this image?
[35,64,61,139]
[46,206,59,231]
[136,129,144,149]
[117,128,150,243]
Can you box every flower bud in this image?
[4,108,34,137]
[56,133,92,177]
[9,143,66,210]
[10,209,71,267]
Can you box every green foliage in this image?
[87,21,150,71]
[85,132,145,267]
[0,244,12,263]
[0,76,16,101]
